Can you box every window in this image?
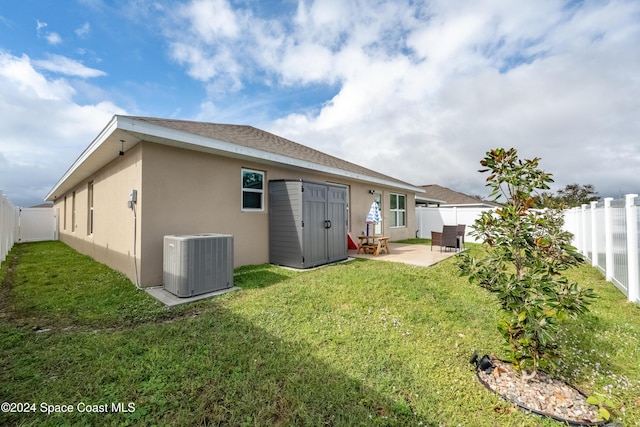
[390,193,406,227]
[63,196,67,230]
[241,169,264,211]
[71,191,76,232]
[87,182,94,235]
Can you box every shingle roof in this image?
[419,184,500,206]
[46,115,424,202]
[126,116,417,189]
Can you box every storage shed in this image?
[269,180,347,268]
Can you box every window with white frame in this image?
[72,191,76,232]
[390,193,406,227]
[87,181,94,235]
[241,168,264,211]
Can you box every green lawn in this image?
[1,241,639,426]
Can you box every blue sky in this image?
[1,0,639,207]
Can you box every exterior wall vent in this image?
[163,233,233,297]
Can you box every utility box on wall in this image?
[163,233,233,297]
[269,180,347,269]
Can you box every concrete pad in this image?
[348,243,460,267]
[145,286,241,307]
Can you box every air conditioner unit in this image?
[163,233,234,297]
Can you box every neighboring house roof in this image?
[46,115,423,201]
[417,184,500,207]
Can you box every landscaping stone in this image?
[477,358,604,425]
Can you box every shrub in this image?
[459,148,597,379]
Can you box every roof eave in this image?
[46,115,425,201]
[45,116,119,201]
[117,116,425,193]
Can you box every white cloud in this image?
[75,22,91,38]
[279,42,335,84]
[33,54,106,78]
[0,50,124,206]
[179,0,239,42]
[166,0,246,89]
[36,19,47,32]
[46,32,62,45]
[0,52,74,100]
[156,0,640,198]
[36,19,63,45]
[266,0,640,197]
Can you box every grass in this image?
[1,241,639,426]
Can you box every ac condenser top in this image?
[163,233,233,297]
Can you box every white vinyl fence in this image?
[0,190,59,266]
[563,194,639,303]
[415,206,496,243]
[18,207,59,243]
[0,190,19,263]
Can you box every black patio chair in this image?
[457,224,466,249]
[431,225,460,252]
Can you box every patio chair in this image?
[430,230,442,251]
[457,224,466,248]
[431,225,460,252]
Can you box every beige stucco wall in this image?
[54,144,143,285]
[139,142,417,286]
[54,141,417,288]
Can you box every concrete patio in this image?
[348,242,461,267]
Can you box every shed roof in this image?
[46,115,423,201]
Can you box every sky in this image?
[0,0,639,207]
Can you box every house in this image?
[45,115,424,287]
[416,184,500,208]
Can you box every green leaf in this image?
[517,311,527,322]
[586,396,599,405]
[598,407,610,420]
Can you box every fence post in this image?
[626,194,639,303]
[590,201,598,267]
[0,190,5,263]
[604,198,613,281]
[0,190,18,264]
[580,204,587,255]
[566,207,577,248]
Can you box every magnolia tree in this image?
[459,148,597,380]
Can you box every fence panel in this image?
[563,194,639,303]
[0,191,60,267]
[18,207,58,243]
[415,206,496,243]
[594,204,606,274]
[583,207,592,261]
[0,190,19,264]
[610,200,628,294]
[632,201,640,302]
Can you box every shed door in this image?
[327,185,347,262]
[302,182,329,267]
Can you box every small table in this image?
[356,236,390,256]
